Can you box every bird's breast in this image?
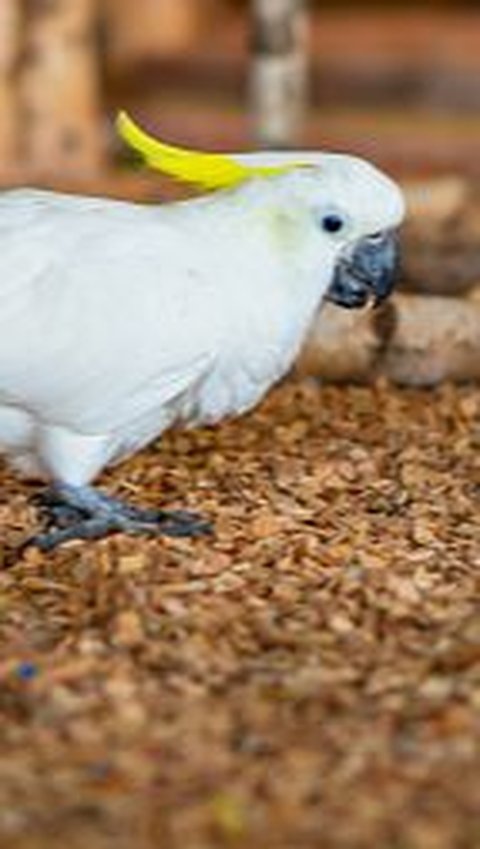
[183,289,314,426]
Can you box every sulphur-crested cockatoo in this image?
[0,113,404,549]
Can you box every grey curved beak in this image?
[327,230,399,309]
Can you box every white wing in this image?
[0,190,216,434]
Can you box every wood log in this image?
[383,292,480,386]
[19,0,104,177]
[296,302,393,383]
[250,0,309,148]
[0,0,21,173]
[400,178,480,296]
[104,0,218,71]
[297,291,480,386]
[404,177,469,224]
[400,234,480,298]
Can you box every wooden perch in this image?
[0,0,20,173]
[296,302,392,383]
[250,0,309,148]
[19,0,103,177]
[383,292,480,385]
[401,179,480,296]
[297,291,480,386]
[104,0,215,71]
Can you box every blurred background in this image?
[1,0,480,195]
[1,0,479,384]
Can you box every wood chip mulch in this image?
[0,379,479,849]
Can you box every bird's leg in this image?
[32,489,90,529]
[29,483,212,551]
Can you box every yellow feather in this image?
[116,111,299,190]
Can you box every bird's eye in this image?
[321,213,345,234]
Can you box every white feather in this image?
[0,159,404,485]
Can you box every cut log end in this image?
[297,291,480,386]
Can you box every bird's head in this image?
[247,153,405,309]
[117,112,405,309]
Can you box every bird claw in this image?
[25,486,213,550]
[152,509,213,538]
[31,492,88,529]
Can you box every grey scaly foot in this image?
[27,484,213,551]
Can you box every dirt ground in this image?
[0,378,478,849]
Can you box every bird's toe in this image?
[26,485,213,549]
[155,509,213,538]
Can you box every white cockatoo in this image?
[0,113,405,549]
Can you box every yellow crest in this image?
[116,111,300,191]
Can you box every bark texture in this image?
[250,0,309,148]
[298,292,480,386]
[383,292,480,385]
[401,179,480,296]
[19,0,103,176]
[104,0,217,71]
[0,0,21,171]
